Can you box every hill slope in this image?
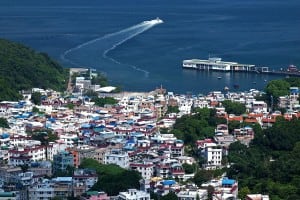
[0,39,68,100]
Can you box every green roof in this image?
[0,192,15,197]
[86,191,99,195]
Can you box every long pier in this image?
[182,58,300,77]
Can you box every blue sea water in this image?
[0,0,300,94]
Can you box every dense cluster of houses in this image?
[2,76,298,199]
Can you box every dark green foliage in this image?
[159,127,169,134]
[194,169,213,186]
[226,119,300,198]
[66,103,75,110]
[170,108,218,146]
[80,158,141,196]
[166,106,179,114]
[285,77,300,87]
[227,121,241,134]
[30,130,58,145]
[32,106,39,113]
[221,100,246,115]
[0,38,68,101]
[150,191,159,200]
[207,185,215,200]
[260,77,300,108]
[265,79,290,99]
[91,97,118,107]
[91,73,108,86]
[182,163,196,174]
[0,117,9,128]
[31,92,42,105]
[84,90,98,98]
[112,85,122,93]
[160,192,178,200]
[54,165,75,177]
[20,164,29,173]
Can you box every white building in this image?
[118,189,150,200]
[204,146,222,169]
[47,142,68,161]
[129,163,154,180]
[251,101,268,113]
[104,149,129,169]
[8,145,46,166]
[177,189,208,200]
[58,133,78,147]
[28,183,55,200]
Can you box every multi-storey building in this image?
[53,151,74,174]
[8,145,46,166]
[129,162,154,180]
[73,169,98,197]
[28,177,73,200]
[104,149,129,169]
[67,145,96,168]
[118,189,150,200]
[204,146,222,169]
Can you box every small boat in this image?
[217,76,222,79]
[143,18,164,25]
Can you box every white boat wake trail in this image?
[61,21,161,77]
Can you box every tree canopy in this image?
[31,92,42,105]
[0,38,68,101]
[80,158,141,196]
[166,106,180,114]
[264,77,300,107]
[226,118,300,199]
[171,108,223,146]
[0,118,9,128]
[91,97,118,107]
[221,100,246,115]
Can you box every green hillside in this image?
[0,38,68,101]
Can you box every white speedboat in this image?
[143,17,164,25]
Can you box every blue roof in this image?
[131,132,144,137]
[222,178,235,185]
[92,116,100,120]
[146,125,154,129]
[1,133,9,139]
[162,180,176,185]
[95,125,105,128]
[54,177,73,182]
[127,119,134,124]
[81,123,91,128]
[48,118,56,122]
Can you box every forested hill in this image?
[0,38,68,101]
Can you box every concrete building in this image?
[53,151,74,174]
[118,189,150,200]
[82,191,110,200]
[28,177,73,200]
[204,146,222,169]
[67,145,96,168]
[104,149,129,169]
[8,145,46,166]
[177,189,207,200]
[246,194,270,200]
[73,169,98,197]
[129,163,154,180]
